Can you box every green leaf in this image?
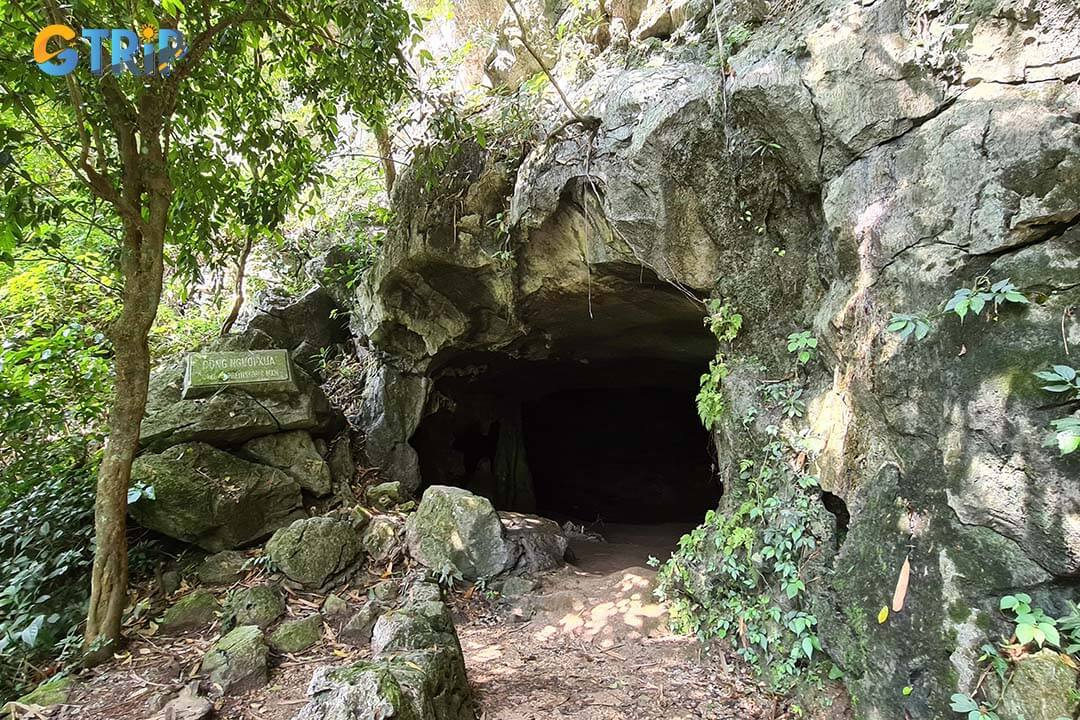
[1015,623,1036,645]
[950,694,979,713]
[1052,365,1076,382]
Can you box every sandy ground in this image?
[455,524,800,720]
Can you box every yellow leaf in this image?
[892,556,911,613]
[878,606,889,624]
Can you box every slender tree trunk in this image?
[84,220,165,656]
[374,123,396,196]
[220,230,254,336]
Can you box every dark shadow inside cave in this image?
[409,352,722,568]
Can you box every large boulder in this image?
[240,430,332,497]
[129,442,303,552]
[140,330,341,452]
[500,511,569,574]
[239,288,349,375]
[405,486,510,580]
[266,517,362,588]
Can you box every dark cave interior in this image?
[409,354,722,525]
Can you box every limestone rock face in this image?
[238,287,349,375]
[405,486,510,580]
[200,625,269,694]
[139,330,340,452]
[129,442,303,552]
[266,517,362,589]
[332,0,1080,717]
[241,430,332,497]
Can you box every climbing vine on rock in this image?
[696,300,742,430]
[655,427,830,690]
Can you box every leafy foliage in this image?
[0,468,96,699]
[1033,365,1080,455]
[696,301,742,430]
[656,428,829,689]
[999,593,1060,648]
[786,331,817,367]
[888,276,1029,342]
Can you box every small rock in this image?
[8,675,76,709]
[269,614,323,654]
[322,594,349,620]
[266,517,362,588]
[501,511,569,574]
[200,625,269,694]
[224,585,284,629]
[160,570,182,597]
[366,481,407,510]
[339,601,384,646]
[497,576,536,599]
[197,551,247,585]
[369,580,399,604]
[361,514,405,564]
[160,589,219,634]
[371,600,453,656]
[151,684,213,720]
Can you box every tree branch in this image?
[504,0,599,134]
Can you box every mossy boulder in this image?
[405,486,509,580]
[197,550,247,586]
[240,430,332,497]
[129,442,303,552]
[296,578,470,720]
[161,589,219,634]
[139,329,341,451]
[266,517,362,588]
[9,675,76,709]
[200,625,269,694]
[269,614,323,654]
[224,584,284,629]
[986,649,1080,720]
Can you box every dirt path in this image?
[456,526,793,720]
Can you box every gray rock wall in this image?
[335,0,1080,716]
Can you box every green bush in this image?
[0,466,96,700]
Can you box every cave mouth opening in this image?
[409,351,722,569]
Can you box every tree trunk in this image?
[374,123,396,196]
[219,229,254,336]
[84,222,164,656]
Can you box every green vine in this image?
[655,427,829,690]
[696,300,742,430]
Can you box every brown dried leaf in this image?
[892,556,911,613]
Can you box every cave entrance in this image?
[410,352,721,571]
